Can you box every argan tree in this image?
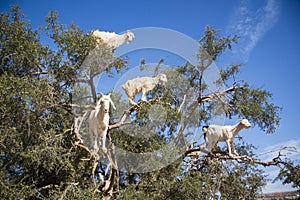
[0,6,297,200]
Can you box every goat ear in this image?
[99,92,104,97]
[108,93,112,97]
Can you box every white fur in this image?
[197,119,252,157]
[121,74,167,105]
[91,29,134,49]
[88,93,116,153]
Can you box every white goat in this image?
[91,29,135,50]
[88,93,116,153]
[121,74,168,105]
[196,119,252,157]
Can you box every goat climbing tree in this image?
[1,6,299,200]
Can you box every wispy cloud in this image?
[227,0,280,62]
[262,176,294,193]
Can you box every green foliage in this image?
[274,160,300,190]
[198,26,239,64]
[0,6,48,76]
[0,5,290,200]
[117,144,267,200]
[0,6,114,199]
[231,85,281,133]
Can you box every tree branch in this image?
[252,146,297,158]
[177,94,186,113]
[31,71,49,75]
[37,184,59,192]
[199,86,235,103]
[184,145,294,167]
[109,97,170,130]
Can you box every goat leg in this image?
[141,90,147,101]
[231,142,239,156]
[226,140,234,157]
[102,133,107,153]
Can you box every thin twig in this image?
[252,146,297,158]
[178,94,186,113]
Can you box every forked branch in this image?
[109,97,170,130]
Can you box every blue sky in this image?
[1,0,300,193]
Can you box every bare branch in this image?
[31,71,49,75]
[199,86,235,103]
[74,112,89,143]
[109,97,170,130]
[177,94,186,113]
[37,184,59,192]
[74,141,91,156]
[184,86,237,115]
[252,146,297,158]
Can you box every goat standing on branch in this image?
[88,93,116,153]
[121,74,168,105]
[196,119,252,157]
[91,29,135,50]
